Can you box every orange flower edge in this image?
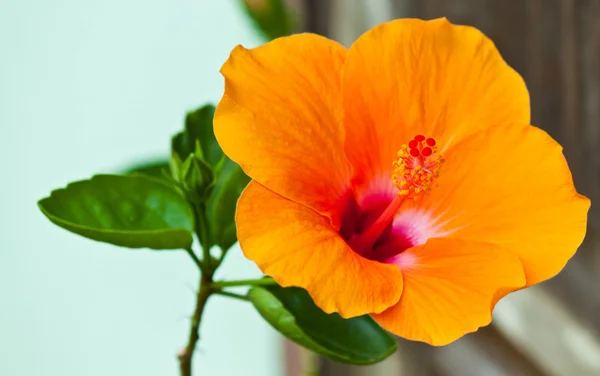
[216,18,589,345]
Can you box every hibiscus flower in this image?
[214,18,590,345]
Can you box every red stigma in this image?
[393,134,445,197]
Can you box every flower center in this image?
[393,135,445,197]
[347,135,444,257]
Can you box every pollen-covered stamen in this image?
[393,135,444,197]
[348,136,444,256]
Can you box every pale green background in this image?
[0,0,282,375]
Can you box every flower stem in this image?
[179,202,215,376]
[214,289,250,302]
[178,272,213,376]
[185,247,204,273]
[210,277,276,289]
[192,203,212,266]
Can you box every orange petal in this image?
[342,18,529,188]
[419,124,590,286]
[215,35,352,227]
[372,238,525,346]
[237,181,403,317]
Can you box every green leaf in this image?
[249,285,397,365]
[172,105,221,167]
[241,0,294,41]
[123,159,170,181]
[207,157,250,251]
[38,174,194,250]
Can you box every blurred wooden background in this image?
[285,1,600,375]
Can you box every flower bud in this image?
[179,151,215,204]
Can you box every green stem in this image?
[214,290,249,302]
[178,272,213,376]
[215,248,228,268]
[185,247,204,272]
[210,277,276,289]
[179,202,216,376]
[192,203,212,267]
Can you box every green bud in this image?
[169,151,184,183]
[179,150,215,204]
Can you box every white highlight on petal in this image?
[387,251,418,270]
[392,207,455,246]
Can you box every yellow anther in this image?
[392,135,444,198]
